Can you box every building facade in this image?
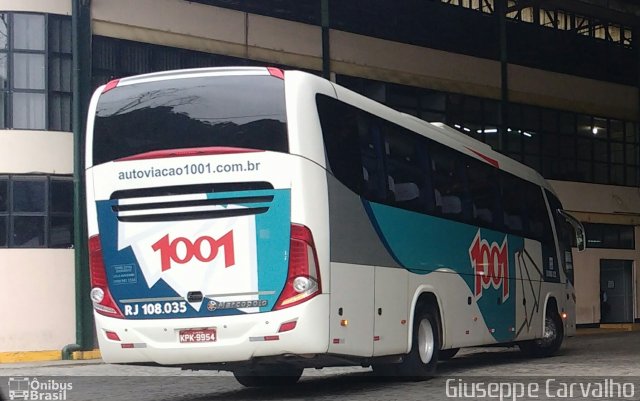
[1,0,639,353]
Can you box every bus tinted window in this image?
[357,110,387,202]
[384,124,432,213]
[546,190,574,283]
[467,157,500,226]
[501,172,527,235]
[431,143,467,219]
[317,94,558,243]
[93,75,288,165]
[316,95,365,194]
[317,95,436,212]
[526,184,552,241]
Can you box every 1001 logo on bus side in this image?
[469,230,509,302]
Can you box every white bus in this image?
[85,67,585,386]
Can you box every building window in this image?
[337,75,640,188]
[0,12,72,131]
[584,223,635,249]
[92,36,260,91]
[443,0,634,48]
[0,175,73,248]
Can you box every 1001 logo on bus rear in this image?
[151,230,235,271]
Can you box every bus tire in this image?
[371,363,398,377]
[397,304,440,380]
[439,347,459,360]
[519,308,564,358]
[232,365,303,387]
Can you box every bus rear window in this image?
[92,75,288,165]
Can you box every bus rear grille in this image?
[112,196,273,212]
[110,181,273,199]
[110,182,274,222]
[117,207,269,222]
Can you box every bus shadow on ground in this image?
[175,347,573,401]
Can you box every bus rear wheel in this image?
[397,304,440,380]
[519,309,564,358]
[232,365,303,387]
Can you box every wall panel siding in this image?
[0,131,73,174]
[2,0,70,15]
[92,0,637,120]
[0,249,75,352]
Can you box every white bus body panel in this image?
[327,263,375,356]
[95,295,329,364]
[373,266,409,356]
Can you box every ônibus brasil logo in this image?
[7,377,72,400]
[151,230,235,271]
[469,230,509,302]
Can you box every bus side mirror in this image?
[558,209,586,252]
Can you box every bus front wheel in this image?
[519,309,564,358]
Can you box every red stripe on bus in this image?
[115,147,262,161]
[465,146,499,168]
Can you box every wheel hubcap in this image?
[417,318,435,364]
[537,316,557,347]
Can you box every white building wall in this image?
[3,0,70,15]
[551,180,640,325]
[0,131,73,174]
[0,250,76,351]
[0,2,76,353]
[0,130,76,353]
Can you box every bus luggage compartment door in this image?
[328,262,374,356]
[373,266,409,356]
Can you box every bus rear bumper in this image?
[94,295,329,366]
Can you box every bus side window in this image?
[359,116,386,203]
[316,95,364,194]
[526,184,552,242]
[430,143,467,219]
[501,172,527,235]
[382,124,431,213]
[467,158,500,226]
[546,191,575,284]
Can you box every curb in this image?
[0,350,101,364]
[575,328,634,336]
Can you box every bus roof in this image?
[108,66,273,88]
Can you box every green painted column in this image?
[71,0,93,354]
[497,0,508,153]
[321,0,330,79]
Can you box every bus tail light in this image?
[278,320,298,333]
[102,79,120,94]
[89,235,124,319]
[267,67,284,80]
[274,224,321,310]
[105,331,121,341]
